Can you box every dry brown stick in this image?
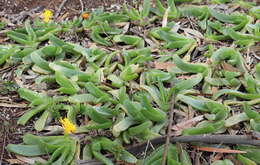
[78,135,260,165]
[79,0,84,13]
[55,0,69,18]
[161,94,175,165]
[127,135,260,155]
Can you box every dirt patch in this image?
[0,81,33,164]
[0,0,128,14]
[0,108,22,162]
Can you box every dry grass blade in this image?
[55,0,69,18]
[194,146,247,154]
[162,7,170,28]
[5,159,24,164]
[57,12,69,22]
[16,155,46,164]
[0,103,27,108]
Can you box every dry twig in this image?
[161,94,175,165]
[55,0,69,18]
[79,0,84,13]
[127,135,260,155]
[78,135,260,165]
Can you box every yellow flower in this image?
[59,118,76,134]
[42,9,53,23]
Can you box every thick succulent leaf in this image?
[6,144,46,156]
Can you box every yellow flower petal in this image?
[42,9,53,23]
[59,118,76,134]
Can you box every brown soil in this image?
[0,0,127,14]
[0,108,26,164]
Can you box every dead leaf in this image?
[144,37,157,48]
[122,22,130,34]
[171,22,181,33]
[162,7,170,28]
[212,87,218,95]
[16,155,46,164]
[221,62,241,72]
[43,125,63,135]
[5,159,24,164]
[188,105,195,120]
[154,62,176,70]
[194,146,247,154]
[174,108,187,117]
[182,28,204,39]
[172,115,204,136]
[75,142,81,160]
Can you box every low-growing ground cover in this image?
[0,0,260,164]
